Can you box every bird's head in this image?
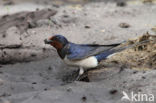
[44,35,69,50]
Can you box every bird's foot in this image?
[75,69,90,82]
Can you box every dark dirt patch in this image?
[3,0,14,6]
[0,8,57,34]
[0,48,53,64]
[0,44,22,49]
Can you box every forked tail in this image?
[95,40,149,62]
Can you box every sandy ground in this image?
[0,0,156,103]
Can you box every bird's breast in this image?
[64,56,98,68]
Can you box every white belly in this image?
[64,56,98,68]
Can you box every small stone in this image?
[28,22,36,28]
[109,89,118,95]
[117,2,126,7]
[67,88,72,92]
[32,82,37,84]
[133,71,138,74]
[48,66,52,70]
[81,96,87,102]
[36,8,39,11]
[84,25,90,29]
[123,81,127,84]
[42,48,46,52]
[119,23,130,28]
[44,88,48,91]
[52,4,60,8]
[138,89,142,92]
[20,37,22,40]
[142,76,146,79]
[31,53,37,57]
[2,34,6,38]
[63,15,69,18]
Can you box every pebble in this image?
[119,23,130,28]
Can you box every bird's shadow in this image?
[62,69,90,83]
[62,62,128,83]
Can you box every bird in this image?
[44,34,147,80]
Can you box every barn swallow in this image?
[44,35,147,80]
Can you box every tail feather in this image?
[95,40,149,62]
[82,41,126,47]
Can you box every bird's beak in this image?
[44,39,53,44]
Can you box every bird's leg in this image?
[79,67,84,75]
[75,67,84,81]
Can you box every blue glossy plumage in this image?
[95,50,116,62]
[62,43,118,60]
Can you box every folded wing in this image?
[64,42,121,60]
